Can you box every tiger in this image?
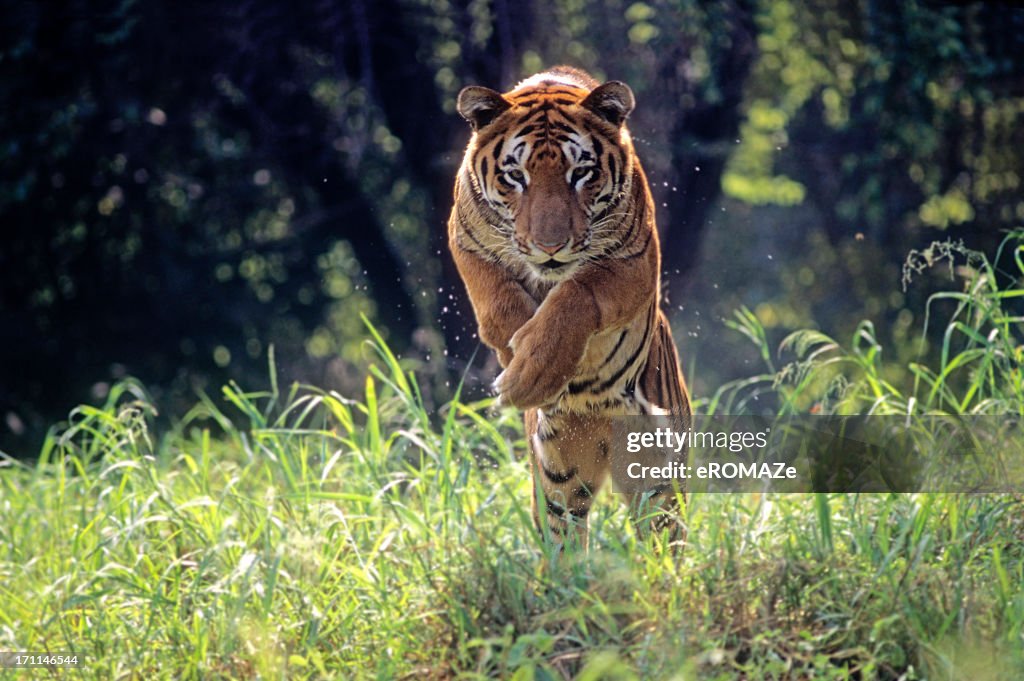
[447,66,691,548]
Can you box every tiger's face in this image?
[457,76,636,282]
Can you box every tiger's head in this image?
[457,68,637,281]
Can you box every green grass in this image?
[3,238,1024,679]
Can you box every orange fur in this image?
[448,67,691,547]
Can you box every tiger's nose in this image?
[534,239,568,255]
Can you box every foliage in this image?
[709,232,1024,417]
[727,0,1024,241]
[4,272,1024,677]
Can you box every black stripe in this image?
[619,233,652,261]
[569,327,638,395]
[600,184,626,222]
[643,319,683,413]
[567,378,596,394]
[602,329,629,364]
[570,328,645,396]
[659,340,672,406]
[588,306,655,394]
[578,396,627,410]
[616,213,641,254]
[542,465,577,484]
[458,214,489,252]
[524,108,547,122]
[580,119,603,136]
[607,154,618,189]
[546,499,565,517]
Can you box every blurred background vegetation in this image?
[1,0,1022,455]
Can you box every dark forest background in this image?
[2,0,1023,455]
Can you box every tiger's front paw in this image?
[495,356,570,410]
[494,318,585,409]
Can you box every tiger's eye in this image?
[507,169,526,184]
[570,167,591,185]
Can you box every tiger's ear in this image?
[582,81,635,126]
[457,86,512,131]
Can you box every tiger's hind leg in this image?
[625,484,687,547]
[526,408,611,550]
[629,309,692,548]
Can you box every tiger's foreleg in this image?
[526,409,611,550]
[449,231,537,368]
[498,254,657,409]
